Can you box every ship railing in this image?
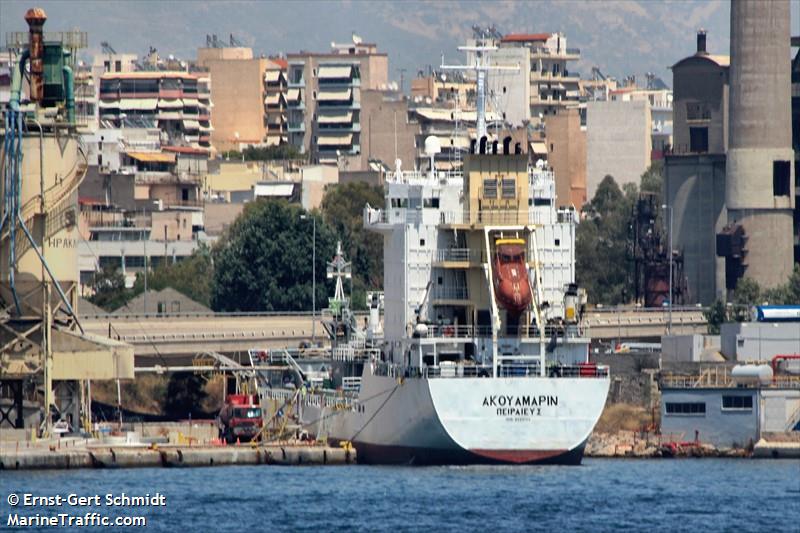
[373,362,609,379]
[416,324,587,340]
[439,210,550,226]
[431,287,469,301]
[433,248,482,263]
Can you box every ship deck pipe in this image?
[62,65,74,125]
[9,50,30,111]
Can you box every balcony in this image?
[288,78,305,88]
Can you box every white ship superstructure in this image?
[256,45,609,465]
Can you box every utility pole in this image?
[662,204,673,335]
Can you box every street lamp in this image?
[661,204,673,335]
[300,214,316,344]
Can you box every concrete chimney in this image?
[24,7,47,104]
[726,0,794,289]
[696,29,707,55]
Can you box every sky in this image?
[1,0,798,89]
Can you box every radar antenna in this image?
[440,46,518,141]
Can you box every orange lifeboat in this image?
[492,238,532,316]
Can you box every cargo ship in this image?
[255,45,609,465]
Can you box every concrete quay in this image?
[0,443,355,470]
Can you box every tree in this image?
[221,144,304,162]
[87,265,132,312]
[211,199,337,312]
[576,175,636,304]
[132,245,214,306]
[320,182,384,309]
[164,372,208,419]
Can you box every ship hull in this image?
[299,365,609,466]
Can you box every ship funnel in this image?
[479,136,487,154]
[492,140,498,154]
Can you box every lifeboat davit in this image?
[492,238,532,316]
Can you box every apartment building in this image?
[498,33,581,126]
[98,71,213,150]
[196,46,286,151]
[264,59,288,146]
[286,40,388,166]
[610,86,674,157]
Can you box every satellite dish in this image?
[440,73,447,82]
[352,32,363,45]
[330,41,336,49]
[424,136,441,156]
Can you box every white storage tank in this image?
[731,364,773,386]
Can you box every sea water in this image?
[2,459,798,532]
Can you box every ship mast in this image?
[440,46,518,141]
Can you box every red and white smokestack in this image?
[24,7,47,104]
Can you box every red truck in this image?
[217,394,263,444]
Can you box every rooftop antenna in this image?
[441,45,518,141]
[100,41,116,54]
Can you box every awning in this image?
[126,151,175,163]
[434,160,457,170]
[118,98,158,110]
[200,124,214,132]
[414,108,455,122]
[317,65,352,79]
[254,182,295,197]
[317,111,352,124]
[264,70,282,83]
[317,88,351,102]
[317,134,352,146]
[182,98,199,107]
[158,99,183,109]
[157,112,181,120]
[98,100,120,109]
[264,93,281,105]
[530,141,547,154]
[182,119,200,130]
[286,88,301,102]
[318,157,338,165]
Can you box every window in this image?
[689,127,708,153]
[665,402,706,416]
[554,239,560,247]
[722,395,753,411]
[115,60,121,72]
[773,161,791,197]
[483,179,497,199]
[501,178,516,199]
[420,239,425,247]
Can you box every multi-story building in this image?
[264,59,288,146]
[98,71,213,150]
[586,98,652,197]
[407,105,502,171]
[498,33,581,126]
[287,40,388,166]
[609,86,673,157]
[196,46,286,151]
[544,108,587,208]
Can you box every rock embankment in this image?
[586,431,749,458]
